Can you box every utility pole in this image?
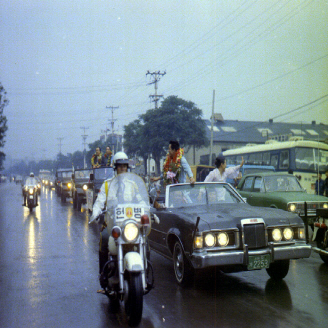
[80,127,89,168]
[146,70,166,109]
[209,90,215,166]
[57,137,64,155]
[106,106,119,153]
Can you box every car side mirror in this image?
[90,173,94,181]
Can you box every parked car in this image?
[237,172,328,226]
[71,168,93,211]
[86,167,114,212]
[148,182,311,286]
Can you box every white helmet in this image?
[30,172,34,177]
[113,152,129,167]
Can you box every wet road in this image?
[0,182,327,328]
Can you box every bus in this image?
[223,138,328,194]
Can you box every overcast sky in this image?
[1,0,327,164]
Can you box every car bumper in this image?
[190,242,311,269]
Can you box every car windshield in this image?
[94,167,114,180]
[61,171,72,178]
[167,183,242,208]
[263,175,303,192]
[75,169,92,179]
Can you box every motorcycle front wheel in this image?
[124,272,143,327]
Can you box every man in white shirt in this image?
[204,154,244,183]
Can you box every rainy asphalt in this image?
[0,182,327,328]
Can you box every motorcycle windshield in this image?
[106,172,150,209]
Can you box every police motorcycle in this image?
[89,172,155,326]
[22,173,39,213]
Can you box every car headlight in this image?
[272,228,282,242]
[204,233,216,247]
[283,227,294,241]
[38,184,41,188]
[123,222,139,242]
[83,184,88,191]
[298,228,305,239]
[288,203,297,212]
[323,203,328,209]
[194,235,203,249]
[67,182,72,189]
[50,182,53,186]
[29,188,34,195]
[217,232,229,247]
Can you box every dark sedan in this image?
[149,182,311,286]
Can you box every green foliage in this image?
[123,95,209,174]
[0,83,9,169]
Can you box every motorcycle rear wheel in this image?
[125,272,143,327]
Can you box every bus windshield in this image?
[295,147,328,171]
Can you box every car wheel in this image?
[266,259,290,280]
[316,230,328,264]
[173,241,194,286]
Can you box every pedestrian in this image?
[91,147,105,168]
[315,173,324,196]
[151,140,195,186]
[204,153,244,183]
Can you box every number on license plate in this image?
[247,254,270,270]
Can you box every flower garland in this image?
[163,148,184,185]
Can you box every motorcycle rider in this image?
[22,172,38,206]
[89,152,146,283]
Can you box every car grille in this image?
[243,223,266,249]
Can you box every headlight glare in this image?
[299,228,305,239]
[272,228,282,242]
[67,182,72,189]
[194,235,203,249]
[217,232,229,246]
[283,227,294,241]
[124,222,139,241]
[29,188,34,195]
[83,184,88,191]
[323,203,328,209]
[288,203,297,212]
[204,233,215,247]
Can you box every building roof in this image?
[205,116,328,144]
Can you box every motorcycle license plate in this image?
[29,195,33,199]
[247,254,270,270]
[115,205,144,221]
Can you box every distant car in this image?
[149,182,311,286]
[55,169,73,203]
[71,168,93,211]
[237,172,328,226]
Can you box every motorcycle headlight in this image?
[83,184,88,191]
[37,184,41,188]
[288,203,297,212]
[283,227,294,241]
[272,228,282,242]
[123,222,139,242]
[323,203,328,209]
[204,233,215,247]
[29,188,34,195]
[67,182,72,189]
[217,232,229,246]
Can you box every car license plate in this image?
[29,195,33,199]
[247,254,270,270]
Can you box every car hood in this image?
[171,203,303,230]
[256,191,328,203]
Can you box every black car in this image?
[71,168,93,211]
[55,169,73,203]
[86,167,114,212]
[149,182,311,286]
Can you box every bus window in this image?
[226,156,236,165]
[263,152,270,165]
[270,155,278,169]
[279,150,289,169]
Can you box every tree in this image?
[124,120,150,175]
[0,83,9,170]
[124,96,209,174]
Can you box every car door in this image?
[247,176,269,207]
[239,176,255,203]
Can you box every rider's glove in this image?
[152,214,160,224]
